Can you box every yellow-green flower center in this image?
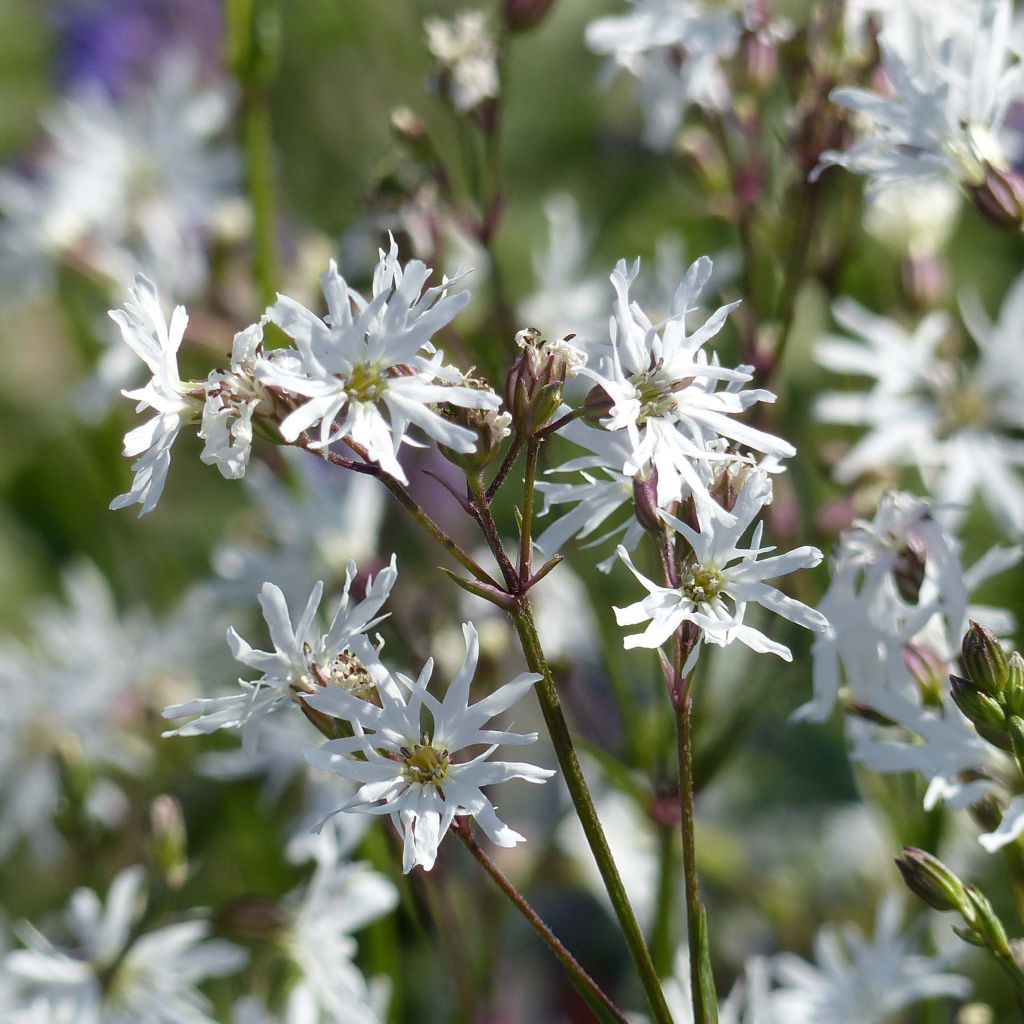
[632,369,677,423]
[402,742,450,785]
[346,361,389,403]
[682,564,724,603]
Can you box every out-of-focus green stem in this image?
[227,0,281,306]
[651,822,679,976]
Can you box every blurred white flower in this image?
[425,11,499,113]
[580,256,792,518]
[814,281,1024,535]
[278,836,397,1024]
[212,449,385,605]
[862,179,961,259]
[305,622,554,872]
[5,866,245,1024]
[164,559,397,749]
[0,562,220,860]
[260,241,498,482]
[616,469,828,662]
[586,0,741,151]
[108,274,194,516]
[0,50,239,304]
[770,895,970,1022]
[819,0,1024,187]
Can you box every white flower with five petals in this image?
[615,470,828,661]
[304,623,554,872]
[259,241,499,482]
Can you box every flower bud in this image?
[895,846,968,914]
[892,536,926,603]
[903,643,946,708]
[632,468,663,535]
[950,674,1010,749]
[965,886,1012,959]
[967,164,1024,231]
[149,795,188,890]
[504,0,557,32]
[504,328,584,438]
[962,621,1010,697]
[1004,652,1024,716]
[439,380,512,473]
[1008,715,1024,780]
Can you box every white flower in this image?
[586,0,742,151]
[199,320,266,480]
[212,449,385,605]
[818,0,1024,187]
[615,469,828,660]
[580,257,794,519]
[108,274,194,516]
[164,558,397,748]
[0,50,239,305]
[278,850,397,1024]
[259,241,499,482]
[535,420,649,572]
[5,866,245,1024]
[304,622,554,872]
[803,491,1020,721]
[814,283,1024,536]
[518,194,609,347]
[425,11,499,113]
[770,895,970,1022]
[0,563,221,860]
[862,179,961,258]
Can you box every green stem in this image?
[455,821,629,1024]
[467,472,519,590]
[510,601,674,1024]
[676,694,715,1023]
[651,822,679,977]
[228,0,282,307]
[518,441,539,581]
[243,86,279,306]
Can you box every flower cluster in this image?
[814,277,1024,536]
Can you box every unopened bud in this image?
[1005,652,1024,716]
[967,164,1024,231]
[969,794,1003,834]
[440,379,512,473]
[962,621,1010,697]
[892,536,926,603]
[504,0,556,32]
[632,469,663,535]
[903,643,946,708]
[1008,716,1024,779]
[149,795,188,890]
[965,886,1012,958]
[895,846,968,914]
[744,33,777,93]
[950,675,1010,749]
[504,329,584,438]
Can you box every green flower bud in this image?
[895,846,968,914]
[1005,652,1024,716]
[1008,716,1024,780]
[149,795,188,891]
[950,675,1009,749]
[962,621,1010,696]
[965,886,1012,959]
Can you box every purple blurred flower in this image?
[52,0,223,93]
